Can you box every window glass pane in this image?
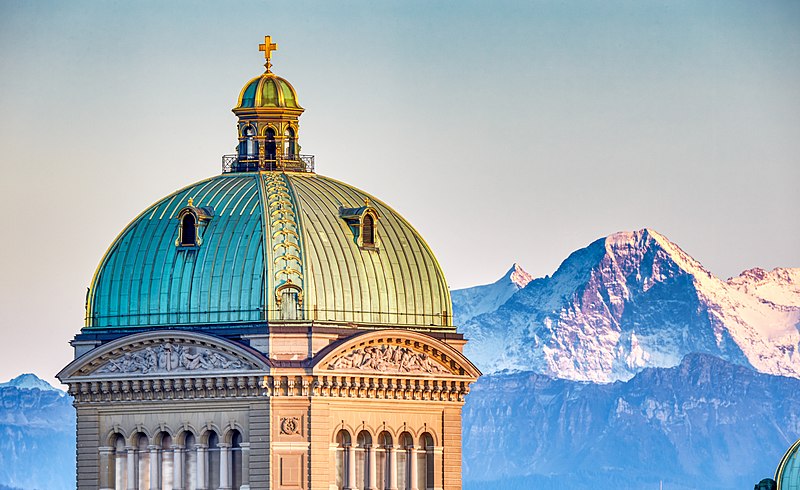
[335,449,344,489]
[241,80,258,107]
[181,214,196,246]
[262,80,278,106]
[280,81,296,107]
[356,448,365,489]
[397,451,407,490]
[376,450,386,490]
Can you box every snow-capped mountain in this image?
[0,374,74,490]
[727,267,800,308]
[457,228,800,382]
[452,263,532,325]
[0,373,64,394]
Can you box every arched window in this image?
[362,214,375,247]
[335,429,352,490]
[184,433,197,490]
[231,430,243,490]
[159,433,173,490]
[286,127,296,157]
[397,432,413,490]
[420,432,434,490]
[356,431,372,490]
[181,213,197,246]
[242,125,257,158]
[265,128,277,161]
[135,433,150,490]
[277,283,302,320]
[113,434,127,490]
[376,431,393,490]
[208,431,220,490]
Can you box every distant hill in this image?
[462,354,798,489]
[0,374,74,490]
[0,373,62,393]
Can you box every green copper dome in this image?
[236,73,301,110]
[86,172,452,330]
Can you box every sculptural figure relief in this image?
[327,344,450,374]
[95,342,245,374]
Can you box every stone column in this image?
[98,446,113,490]
[126,446,136,490]
[148,445,160,490]
[240,442,251,490]
[367,445,377,490]
[196,444,208,490]
[219,443,231,490]
[345,444,356,490]
[172,445,184,490]
[387,446,398,490]
[409,446,419,490]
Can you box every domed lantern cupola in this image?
[226,36,312,173]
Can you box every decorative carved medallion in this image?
[95,342,246,375]
[327,344,450,375]
[280,416,301,435]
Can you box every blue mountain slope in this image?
[462,353,797,489]
[0,376,75,490]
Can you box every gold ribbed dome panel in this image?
[285,173,452,327]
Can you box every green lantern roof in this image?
[86,173,453,330]
[236,73,301,110]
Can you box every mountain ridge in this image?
[454,228,800,382]
[0,373,64,394]
[462,352,800,489]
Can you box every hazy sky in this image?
[1,0,798,386]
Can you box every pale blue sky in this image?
[1,1,798,385]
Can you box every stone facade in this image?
[59,328,478,490]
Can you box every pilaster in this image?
[442,407,462,490]
[76,405,100,490]
[249,400,270,488]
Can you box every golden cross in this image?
[259,35,278,72]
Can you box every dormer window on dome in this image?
[176,199,214,248]
[362,213,375,247]
[223,36,314,174]
[340,200,379,250]
[180,214,196,246]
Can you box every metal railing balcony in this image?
[222,153,315,173]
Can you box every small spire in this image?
[187,197,194,207]
[259,35,278,73]
[364,198,371,207]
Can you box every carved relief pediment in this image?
[60,331,268,380]
[326,344,450,375]
[94,342,248,375]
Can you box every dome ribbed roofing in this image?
[87,173,452,330]
[236,73,301,109]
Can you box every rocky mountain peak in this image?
[0,373,62,393]
[458,229,800,383]
[507,263,533,288]
[727,267,800,307]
